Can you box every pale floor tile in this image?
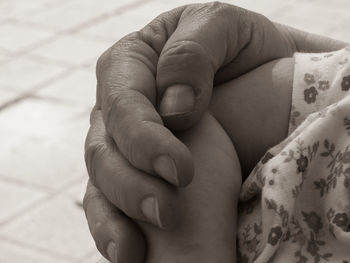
[0,0,76,24]
[222,0,297,15]
[81,1,187,41]
[0,94,91,151]
[301,0,350,7]
[29,35,110,65]
[0,133,86,190]
[0,195,96,260]
[16,3,98,30]
[79,13,148,42]
[0,97,89,138]
[0,98,89,189]
[0,240,69,263]
[18,0,140,31]
[272,2,350,37]
[0,56,66,90]
[0,51,10,63]
[73,0,145,12]
[0,88,22,106]
[0,0,56,20]
[37,68,96,107]
[80,0,332,44]
[152,0,349,41]
[0,180,45,224]
[152,0,237,8]
[322,12,350,43]
[150,0,253,11]
[0,22,52,53]
[325,25,350,43]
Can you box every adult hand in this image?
[83,2,349,262]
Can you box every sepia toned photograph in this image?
[1,0,350,262]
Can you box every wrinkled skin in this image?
[83,2,348,262]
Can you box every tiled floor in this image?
[1,0,349,262]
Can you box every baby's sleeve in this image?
[288,46,350,135]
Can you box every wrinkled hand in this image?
[83,2,297,262]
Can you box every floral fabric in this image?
[237,47,350,263]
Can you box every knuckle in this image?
[96,48,111,79]
[110,32,143,57]
[90,217,106,237]
[111,179,124,212]
[105,161,129,214]
[82,183,100,213]
[104,89,154,135]
[207,1,227,10]
[183,1,228,19]
[108,88,138,111]
[83,184,114,240]
[204,1,230,16]
[159,39,215,74]
[127,120,162,162]
[163,39,204,58]
[103,89,133,134]
[96,32,142,80]
[120,122,143,167]
[140,120,170,149]
[85,138,108,186]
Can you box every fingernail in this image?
[140,196,163,228]
[153,155,179,186]
[107,242,117,263]
[159,84,195,116]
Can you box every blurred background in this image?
[0,0,349,262]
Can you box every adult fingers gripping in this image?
[155,3,296,127]
[96,22,194,187]
[95,2,297,192]
[85,110,178,229]
[95,4,221,188]
[83,181,145,263]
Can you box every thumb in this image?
[157,3,294,131]
[156,2,240,130]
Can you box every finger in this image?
[95,3,292,187]
[83,180,145,263]
[96,16,194,186]
[155,3,295,128]
[85,110,178,229]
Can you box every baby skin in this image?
[137,57,294,263]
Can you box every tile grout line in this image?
[0,175,85,228]
[0,0,156,110]
[1,236,77,262]
[0,0,154,259]
[0,175,53,192]
[0,0,154,65]
[0,174,87,260]
[0,57,97,111]
[0,66,78,111]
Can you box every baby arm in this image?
[210,57,295,178]
[136,57,295,263]
[138,110,241,263]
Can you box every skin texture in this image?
[139,112,241,263]
[83,2,349,262]
[84,56,295,263]
[210,58,294,177]
[133,57,294,263]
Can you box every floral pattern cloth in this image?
[237,46,350,263]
